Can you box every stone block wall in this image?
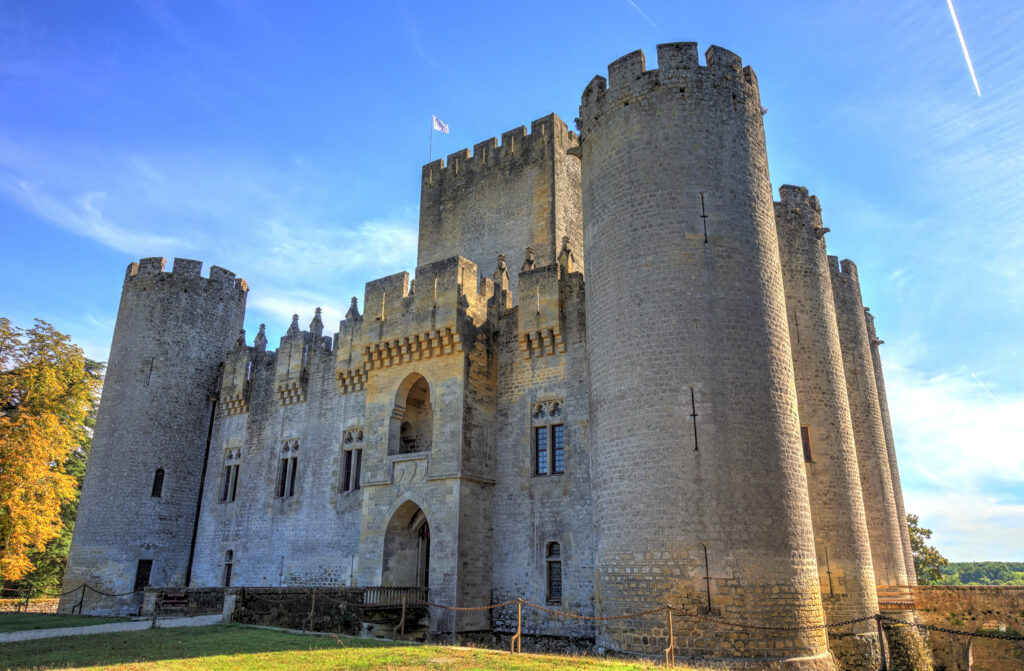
[62,258,247,615]
[914,586,1024,671]
[418,114,582,300]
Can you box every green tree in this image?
[0,318,102,584]
[907,513,949,584]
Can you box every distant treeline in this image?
[938,562,1024,585]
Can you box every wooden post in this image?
[510,600,523,653]
[664,606,675,666]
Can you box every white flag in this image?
[432,115,449,134]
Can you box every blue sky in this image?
[1,1,1021,561]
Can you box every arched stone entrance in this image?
[382,501,430,588]
[389,373,432,455]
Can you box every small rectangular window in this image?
[134,559,153,592]
[552,425,564,474]
[547,560,562,602]
[230,464,239,502]
[151,469,164,498]
[342,451,353,492]
[535,426,548,476]
[278,458,288,497]
[223,562,233,587]
[221,466,232,502]
[288,457,298,496]
[353,449,362,490]
[801,426,813,462]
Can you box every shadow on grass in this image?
[0,613,130,633]
[1,624,403,670]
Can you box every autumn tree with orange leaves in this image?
[0,318,102,582]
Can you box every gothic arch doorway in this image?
[382,501,430,588]
[389,373,432,455]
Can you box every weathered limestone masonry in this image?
[419,113,583,299]
[914,586,1024,671]
[62,258,247,614]
[579,44,830,667]
[774,187,880,671]
[864,311,916,587]
[490,261,594,641]
[62,41,924,670]
[829,258,909,589]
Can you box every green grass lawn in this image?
[0,613,130,633]
[0,624,668,670]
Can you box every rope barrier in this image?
[8,582,1023,646]
[683,610,877,632]
[880,615,1024,642]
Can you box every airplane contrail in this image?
[971,372,1004,408]
[946,0,981,96]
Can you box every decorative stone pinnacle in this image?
[287,314,300,336]
[233,329,247,349]
[521,247,536,272]
[494,254,510,286]
[254,324,268,351]
[558,236,575,276]
[345,297,361,321]
[310,307,324,338]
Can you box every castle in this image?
[62,43,920,670]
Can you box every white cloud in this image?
[884,353,1024,560]
[2,181,189,253]
[903,492,1024,562]
[0,133,419,361]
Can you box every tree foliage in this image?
[938,561,1024,586]
[907,513,949,585]
[0,318,102,582]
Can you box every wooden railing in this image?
[876,585,916,611]
[361,586,429,607]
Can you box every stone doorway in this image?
[382,501,430,588]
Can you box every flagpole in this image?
[429,116,433,161]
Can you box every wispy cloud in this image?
[2,181,188,253]
[884,352,1024,560]
[0,133,419,353]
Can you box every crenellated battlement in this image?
[777,184,821,212]
[124,257,248,294]
[421,114,578,186]
[829,256,860,283]
[775,185,827,238]
[334,255,496,394]
[580,42,760,130]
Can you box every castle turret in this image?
[775,186,880,668]
[828,258,909,588]
[579,44,831,666]
[61,257,247,614]
[864,309,916,586]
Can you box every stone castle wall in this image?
[62,41,925,670]
[63,258,247,614]
[579,43,830,665]
[775,187,880,669]
[418,114,582,300]
[913,586,1024,671]
[830,259,909,588]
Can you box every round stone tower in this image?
[828,257,909,589]
[775,186,880,670]
[579,44,832,667]
[61,257,246,614]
